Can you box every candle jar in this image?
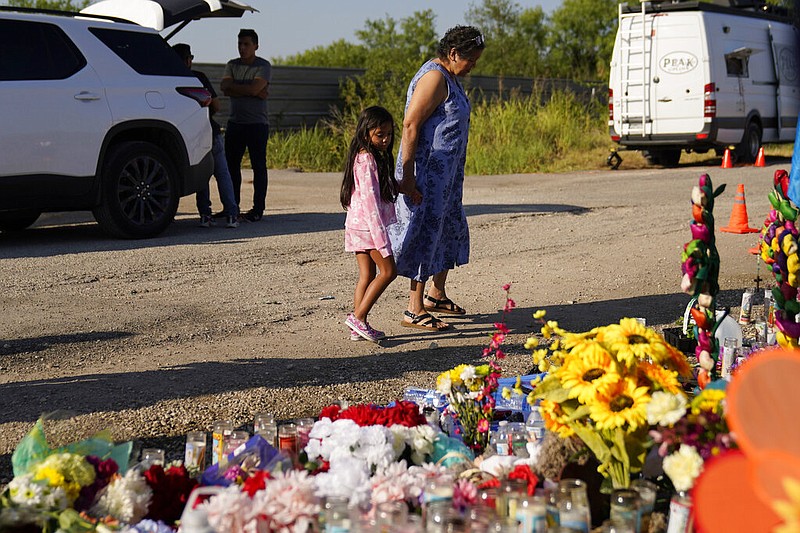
[140,448,164,467]
[610,489,639,532]
[295,417,316,450]
[631,478,657,532]
[211,419,233,465]
[184,431,207,471]
[375,501,408,533]
[496,478,527,519]
[278,422,298,458]
[224,430,250,456]
[477,486,498,510]
[516,493,547,533]
[322,496,350,533]
[253,412,274,434]
[556,479,591,532]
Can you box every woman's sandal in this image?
[423,294,467,315]
[400,310,450,331]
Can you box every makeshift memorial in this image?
[526,311,692,490]
[681,173,725,388]
[758,169,800,349]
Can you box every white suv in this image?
[0,8,213,238]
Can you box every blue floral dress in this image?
[389,60,471,282]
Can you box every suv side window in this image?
[90,27,193,77]
[0,20,86,81]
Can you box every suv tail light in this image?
[703,83,716,118]
[177,87,212,107]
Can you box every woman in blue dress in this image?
[389,26,485,332]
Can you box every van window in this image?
[725,54,748,77]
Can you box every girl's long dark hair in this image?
[340,106,398,209]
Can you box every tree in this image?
[2,0,89,9]
[466,0,548,78]
[546,0,618,81]
[275,39,368,69]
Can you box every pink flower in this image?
[477,419,489,433]
[502,283,511,291]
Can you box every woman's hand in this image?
[399,178,423,204]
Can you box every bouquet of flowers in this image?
[527,312,692,490]
[435,362,501,454]
[647,387,734,492]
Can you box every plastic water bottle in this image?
[492,421,511,456]
[525,406,546,442]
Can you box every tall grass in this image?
[267,90,613,173]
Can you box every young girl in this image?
[341,106,399,342]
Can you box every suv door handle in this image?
[658,97,672,102]
[74,91,101,101]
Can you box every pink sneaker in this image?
[345,314,382,342]
[350,331,362,341]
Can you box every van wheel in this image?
[737,121,762,164]
[93,141,179,239]
[643,150,662,166]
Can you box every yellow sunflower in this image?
[540,399,575,438]
[560,327,601,350]
[589,378,651,431]
[556,343,620,404]
[599,318,665,367]
[637,360,682,394]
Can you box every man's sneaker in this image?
[225,215,239,228]
[243,210,263,222]
[199,215,213,228]
[211,211,228,219]
[345,313,382,343]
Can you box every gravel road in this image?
[0,162,780,482]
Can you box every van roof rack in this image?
[0,5,136,25]
[620,1,791,21]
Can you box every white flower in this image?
[91,469,152,524]
[437,374,452,395]
[8,474,45,507]
[459,366,476,383]
[646,391,688,426]
[314,455,372,507]
[662,444,704,492]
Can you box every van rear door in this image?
[649,12,706,136]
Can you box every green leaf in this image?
[572,425,611,464]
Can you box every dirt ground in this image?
[0,161,780,481]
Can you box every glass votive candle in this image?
[295,417,315,449]
[631,478,657,532]
[211,419,233,465]
[557,479,591,532]
[610,489,639,532]
[140,447,165,467]
[323,496,351,532]
[256,421,278,448]
[516,493,547,533]
[278,422,298,457]
[376,500,408,532]
[496,478,528,518]
[184,431,207,471]
[224,430,249,456]
[478,487,498,510]
[253,412,274,434]
[601,518,636,533]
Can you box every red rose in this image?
[144,464,198,524]
[319,404,342,421]
[242,470,272,497]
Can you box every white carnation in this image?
[647,391,688,426]
[662,444,704,492]
[92,469,152,524]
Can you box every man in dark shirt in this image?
[172,43,239,228]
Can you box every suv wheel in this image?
[93,141,179,239]
[0,209,41,231]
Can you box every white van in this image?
[608,0,800,166]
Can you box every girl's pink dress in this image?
[344,152,397,258]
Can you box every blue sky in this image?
[169,0,563,63]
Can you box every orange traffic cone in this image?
[721,147,734,169]
[755,146,766,167]
[721,183,760,233]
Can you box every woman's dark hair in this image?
[436,25,485,59]
[340,106,398,209]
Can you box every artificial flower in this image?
[662,444,704,492]
[555,342,619,404]
[599,318,665,368]
[32,453,96,503]
[143,464,198,524]
[91,469,152,524]
[646,391,688,426]
[589,378,650,432]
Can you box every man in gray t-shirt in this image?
[221,29,272,222]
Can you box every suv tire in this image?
[93,141,179,239]
[0,209,41,231]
